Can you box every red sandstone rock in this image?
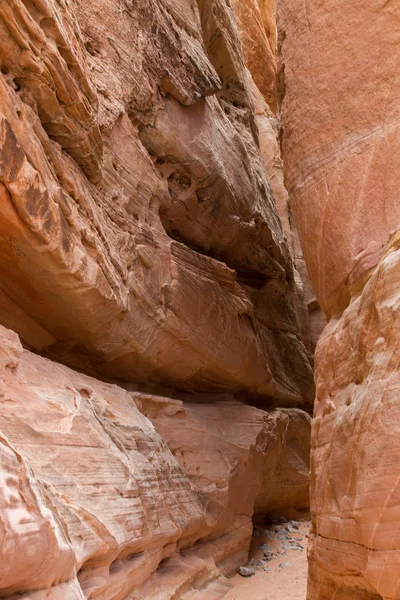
[250,77,325,352]
[230,0,326,352]
[308,239,400,599]
[231,0,278,112]
[139,396,311,521]
[0,0,313,406]
[0,325,311,598]
[278,0,400,597]
[0,1,317,597]
[278,0,400,319]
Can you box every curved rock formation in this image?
[0,325,310,599]
[0,0,313,405]
[0,0,315,598]
[278,0,400,597]
[230,0,326,353]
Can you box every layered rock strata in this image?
[230,0,326,351]
[0,0,317,598]
[0,325,310,599]
[0,0,313,405]
[278,0,400,597]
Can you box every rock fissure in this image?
[2,0,397,599]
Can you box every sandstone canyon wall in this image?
[231,0,326,352]
[0,1,315,598]
[278,0,400,598]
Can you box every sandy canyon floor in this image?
[223,520,310,600]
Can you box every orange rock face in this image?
[0,325,311,599]
[278,0,400,319]
[308,239,400,600]
[278,0,400,597]
[231,0,278,112]
[0,0,313,406]
[0,0,316,598]
[230,0,326,353]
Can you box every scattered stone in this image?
[264,554,273,561]
[290,520,299,529]
[263,567,272,572]
[295,536,303,541]
[237,566,256,577]
[248,558,255,566]
[279,562,293,568]
[256,559,265,567]
[265,530,275,539]
[252,528,261,538]
[278,534,288,540]
[259,543,271,552]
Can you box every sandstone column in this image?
[278,0,400,597]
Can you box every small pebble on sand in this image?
[266,530,275,539]
[256,559,264,568]
[259,543,271,552]
[237,566,256,577]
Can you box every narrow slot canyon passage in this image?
[0,0,398,599]
[223,519,310,600]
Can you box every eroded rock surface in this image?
[278,0,400,597]
[231,0,278,112]
[230,0,325,353]
[139,396,311,520]
[0,325,310,599]
[0,0,313,406]
[0,1,316,598]
[278,0,400,319]
[308,238,400,600]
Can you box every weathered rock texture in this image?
[278,0,400,597]
[139,395,311,520]
[230,0,326,352]
[0,0,316,598]
[0,0,314,405]
[231,0,278,112]
[308,238,400,600]
[0,324,310,599]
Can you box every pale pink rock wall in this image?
[278,0,400,597]
[0,0,315,597]
[0,0,313,405]
[0,325,311,599]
